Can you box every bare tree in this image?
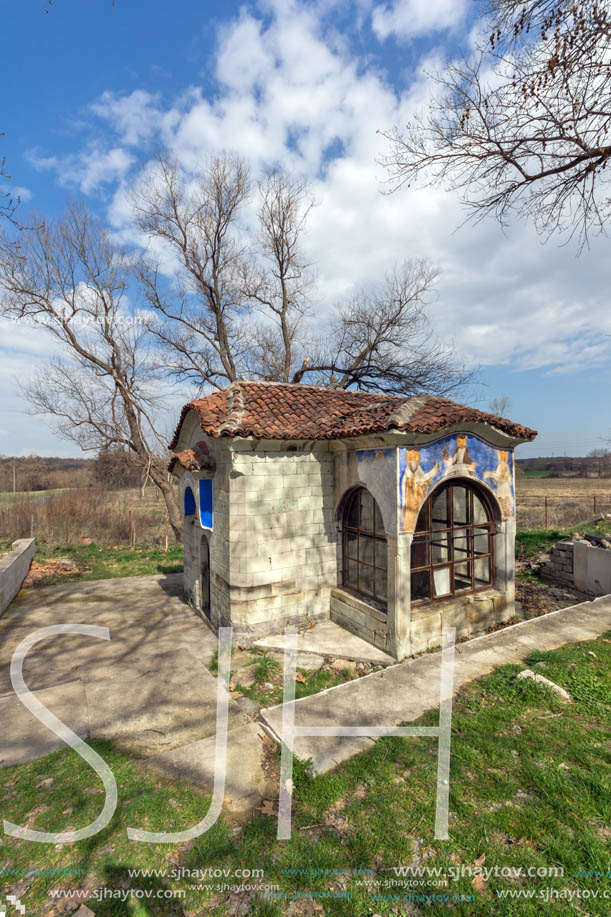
[381,0,611,243]
[131,152,251,388]
[133,154,314,387]
[292,260,472,396]
[0,200,184,540]
[242,171,314,382]
[588,446,611,477]
[1,134,21,227]
[135,153,469,396]
[488,394,512,416]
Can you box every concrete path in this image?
[0,574,216,696]
[0,574,273,815]
[260,595,611,775]
[254,619,395,666]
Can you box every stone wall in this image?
[330,587,389,652]
[541,539,575,586]
[409,589,513,654]
[573,540,611,596]
[225,443,337,641]
[540,535,611,596]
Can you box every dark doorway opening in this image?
[200,534,211,621]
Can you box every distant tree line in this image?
[0,449,148,493]
[517,451,611,478]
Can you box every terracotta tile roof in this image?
[169,382,537,456]
[170,441,217,474]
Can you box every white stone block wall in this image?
[225,443,337,640]
[0,538,35,616]
[329,587,389,652]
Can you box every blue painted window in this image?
[184,486,196,517]
[199,479,213,529]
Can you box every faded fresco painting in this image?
[399,434,514,532]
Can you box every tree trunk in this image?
[152,472,183,542]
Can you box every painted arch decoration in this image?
[399,433,514,533]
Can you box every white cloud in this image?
[89,90,162,146]
[18,0,611,385]
[371,0,468,41]
[0,317,68,455]
[28,145,133,195]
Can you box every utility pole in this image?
[13,462,16,494]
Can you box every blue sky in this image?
[1,0,610,459]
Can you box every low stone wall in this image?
[541,539,574,586]
[410,589,514,654]
[541,536,611,596]
[330,587,389,653]
[0,538,35,616]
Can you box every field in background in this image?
[515,476,611,530]
[0,485,182,584]
[0,486,175,547]
[2,476,611,555]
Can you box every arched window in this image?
[184,486,196,517]
[342,488,387,609]
[411,481,495,603]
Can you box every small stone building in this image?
[169,382,536,659]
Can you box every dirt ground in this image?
[515,578,592,619]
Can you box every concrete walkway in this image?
[260,595,611,774]
[0,574,273,815]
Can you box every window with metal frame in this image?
[342,487,388,610]
[410,481,495,603]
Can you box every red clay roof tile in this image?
[169,382,536,459]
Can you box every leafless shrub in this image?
[0,487,172,546]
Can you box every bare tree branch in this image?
[0,134,22,228]
[131,151,252,386]
[381,0,611,244]
[240,171,314,382]
[0,200,183,539]
[292,260,472,396]
[134,154,469,397]
[488,394,512,416]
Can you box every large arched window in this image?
[411,481,495,603]
[342,488,387,609]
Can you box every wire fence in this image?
[516,494,611,531]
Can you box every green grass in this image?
[24,540,184,585]
[232,656,358,707]
[0,488,70,504]
[516,529,567,561]
[253,654,281,685]
[516,519,611,563]
[2,635,609,914]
